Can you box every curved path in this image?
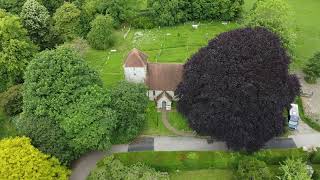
[161,110,195,136]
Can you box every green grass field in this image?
[170,169,235,180]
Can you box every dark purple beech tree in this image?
[175,27,300,151]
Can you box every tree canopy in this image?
[20,47,117,164]
[244,0,296,54]
[0,10,37,91]
[87,14,115,50]
[20,0,50,49]
[0,137,70,179]
[175,27,300,151]
[110,81,148,143]
[53,2,81,41]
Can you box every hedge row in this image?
[113,149,308,171]
[132,0,244,28]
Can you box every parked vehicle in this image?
[289,104,300,130]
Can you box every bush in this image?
[87,14,115,50]
[0,137,70,179]
[243,0,296,54]
[148,0,243,27]
[0,84,23,116]
[278,158,311,180]
[310,148,320,164]
[88,155,169,180]
[303,52,320,84]
[236,157,272,180]
[253,148,309,165]
[131,15,155,29]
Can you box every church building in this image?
[123,48,183,110]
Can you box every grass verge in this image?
[296,97,320,132]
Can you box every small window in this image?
[153,91,156,96]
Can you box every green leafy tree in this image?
[278,158,311,180]
[37,0,63,14]
[303,52,320,84]
[237,157,272,180]
[0,137,70,179]
[243,0,296,54]
[0,10,37,91]
[110,81,148,143]
[104,0,136,26]
[53,2,81,41]
[87,14,115,50]
[0,0,26,14]
[20,0,51,49]
[20,47,117,164]
[88,155,169,180]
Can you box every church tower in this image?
[123,48,148,83]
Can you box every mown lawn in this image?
[168,111,192,132]
[244,0,320,69]
[170,169,235,180]
[143,102,174,136]
[84,22,238,87]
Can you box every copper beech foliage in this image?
[176,27,300,151]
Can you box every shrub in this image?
[4,85,23,116]
[303,52,320,84]
[110,81,149,143]
[175,27,300,151]
[310,148,320,164]
[0,85,23,116]
[88,155,169,180]
[0,137,70,179]
[243,0,296,54]
[278,158,311,180]
[253,148,309,165]
[131,15,155,29]
[87,14,115,50]
[236,157,272,180]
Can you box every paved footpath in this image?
[70,134,320,180]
